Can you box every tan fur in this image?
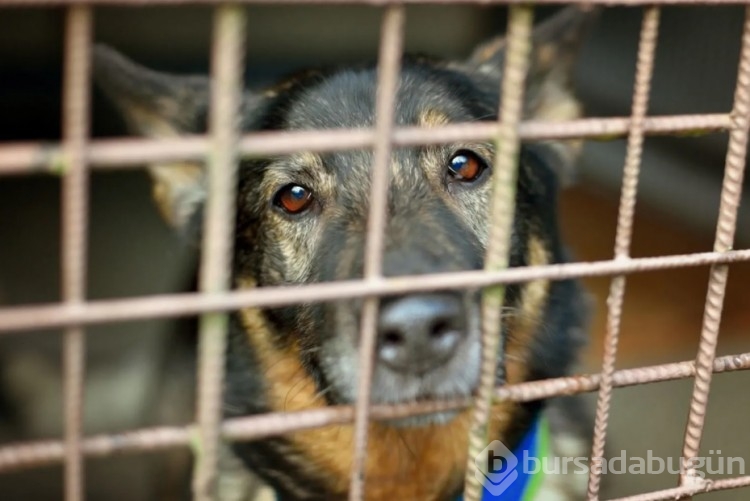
[525,43,584,185]
[150,162,204,227]
[121,106,206,228]
[418,109,451,128]
[505,236,550,385]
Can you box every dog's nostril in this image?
[429,319,451,339]
[383,330,403,346]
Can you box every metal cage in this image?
[0,1,749,501]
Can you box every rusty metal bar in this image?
[0,113,733,174]
[60,6,92,501]
[1,248,749,334]
[348,6,405,500]
[191,5,246,501]
[679,5,750,490]
[2,0,750,8]
[587,7,660,500]
[463,6,533,501]
[1,352,748,473]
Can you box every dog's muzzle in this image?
[319,288,483,423]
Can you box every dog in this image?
[93,6,595,500]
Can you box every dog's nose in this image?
[377,294,466,374]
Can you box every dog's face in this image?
[94,7,592,499]
[238,68,500,413]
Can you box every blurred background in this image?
[0,5,748,500]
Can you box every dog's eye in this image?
[448,150,486,182]
[274,184,314,215]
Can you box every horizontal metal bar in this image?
[607,474,750,501]
[0,352,747,473]
[0,114,731,175]
[0,249,749,334]
[0,0,749,8]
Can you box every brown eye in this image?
[448,150,486,182]
[274,184,314,214]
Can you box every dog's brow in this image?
[261,153,327,190]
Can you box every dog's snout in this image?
[377,294,466,374]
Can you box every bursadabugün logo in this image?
[474,440,520,497]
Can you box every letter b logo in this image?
[475,440,519,496]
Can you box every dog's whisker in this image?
[282,366,312,409]
[313,385,334,402]
[504,353,528,363]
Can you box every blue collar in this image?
[457,414,549,501]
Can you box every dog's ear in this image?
[459,6,597,184]
[93,45,257,230]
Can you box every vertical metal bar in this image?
[60,6,92,501]
[192,5,246,501]
[462,7,533,501]
[679,5,750,489]
[586,7,660,500]
[348,5,405,501]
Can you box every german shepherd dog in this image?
[94,6,595,500]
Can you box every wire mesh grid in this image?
[0,1,748,501]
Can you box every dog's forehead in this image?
[282,66,476,130]
[265,66,486,189]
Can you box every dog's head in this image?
[94,7,592,417]
[95,8,594,498]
